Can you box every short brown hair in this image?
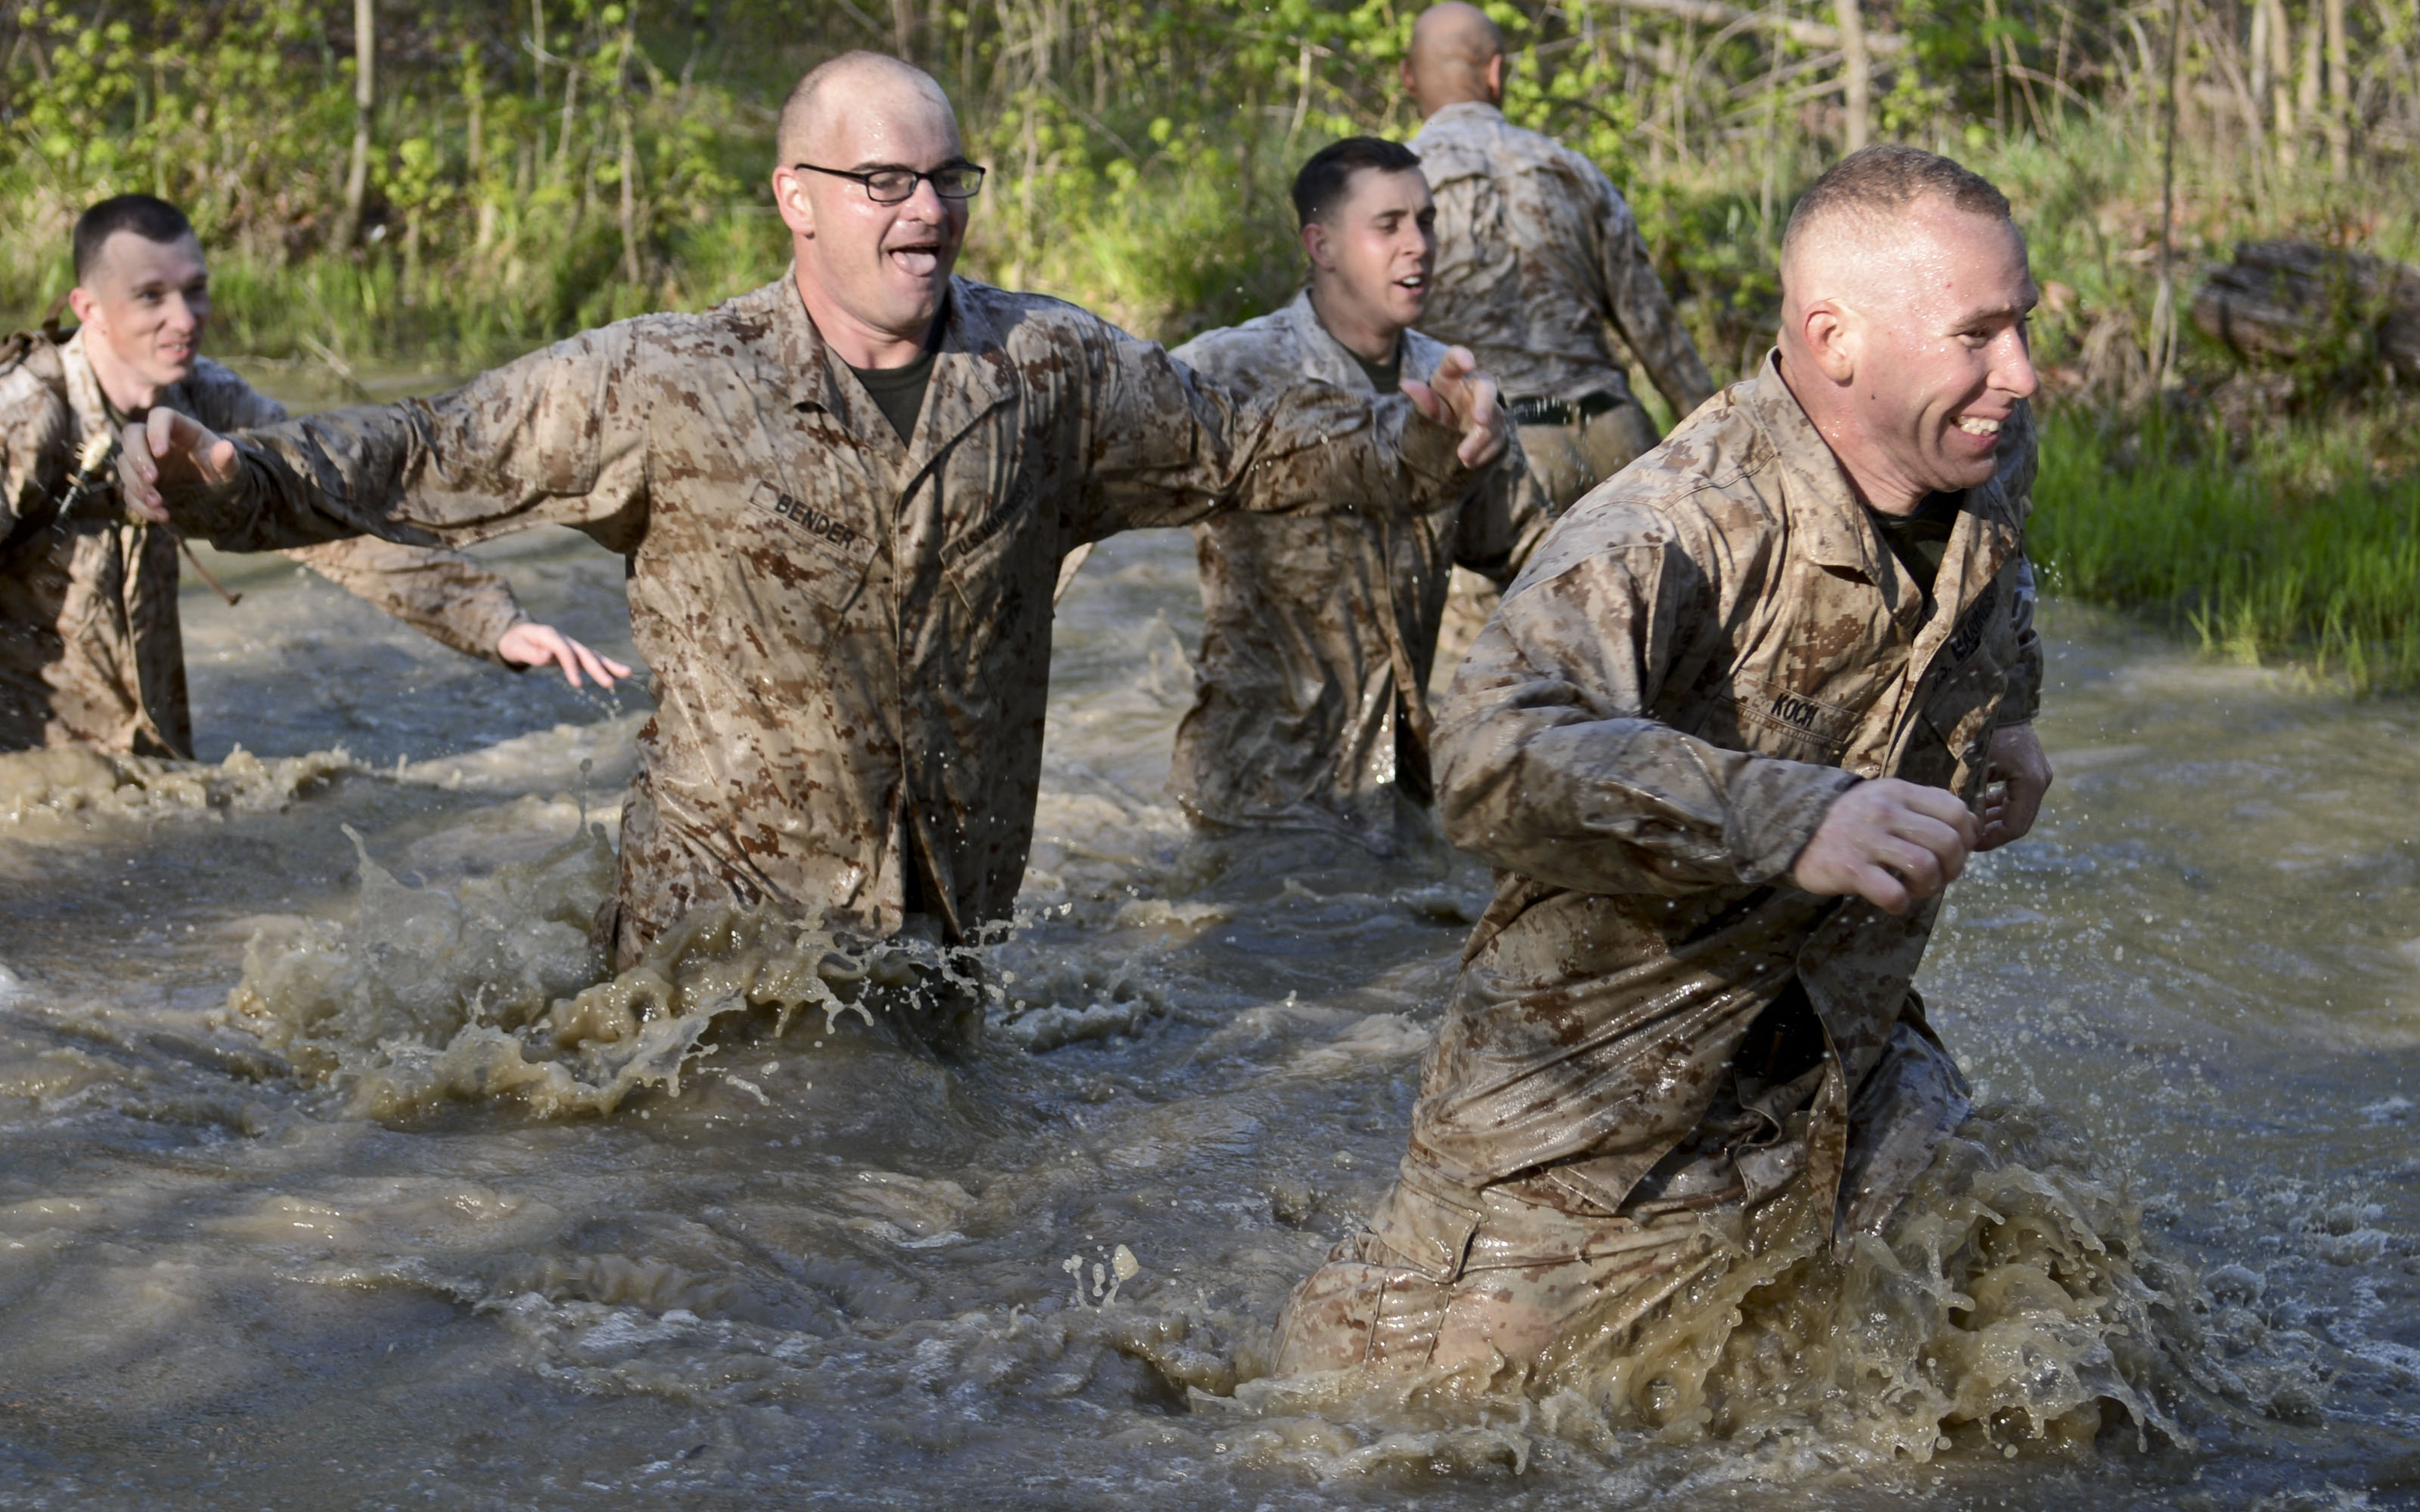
[73,194,195,280]
[1291,137,1423,228]
[1781,145,2012,262]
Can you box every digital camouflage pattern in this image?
[0,330,529,758]
[1410,101,1717,417]
[1277,355,2040,1371]
[1410,101,1723,699]
[149,274,1475,966]
[1167,291,1547,854]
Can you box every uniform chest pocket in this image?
[940,490,1047,615]
[749,480,876,612]
[1717,677,1862,761]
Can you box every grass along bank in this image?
[2032,403,2420,692]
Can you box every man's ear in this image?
[1800,300,1860,384]
[1484,53,1506,101]
[65,286,100,332]
[1399,55,1416,100]
[771,166,816,240]
[1302,219,1335,274]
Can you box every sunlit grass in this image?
[2034,406,2420,693]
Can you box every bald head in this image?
[776,51,958,169]
[1405,4,1506,115]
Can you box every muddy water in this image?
[1,374,2415,1508]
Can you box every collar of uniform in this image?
[1277,289,1370,392]
[1280,287,1447,390]
[911,277,1016,463]
[1422,100,1505,131]
[1740,349,1900,594]
[770,269,1014,465]
[56,327,201,460]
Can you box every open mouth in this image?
[1954,414,2003,438]
[1395,274,1427,293]
[887,243,944,277]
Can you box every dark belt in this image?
[1506,390,1624,428]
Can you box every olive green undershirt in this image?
[1869,490,1964,601]
[1349,342,1402,397]
[848,345,939,448]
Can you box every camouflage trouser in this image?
[1272,1170,1767,1374]
[597,775,985,1055]
[1272,1021,1972,1374]
[1430,401,1663,698]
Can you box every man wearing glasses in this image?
[119,51,1509,1047]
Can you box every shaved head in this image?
[1779,145,2013,306]
[1405,3,1506,113]
[777,51,957,169]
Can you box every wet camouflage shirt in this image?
[152,274,1475,950]
[1396,354,2040,1253]
[1168,291,1547,854]
[0,331,528,758]
[1411,102,1716,417]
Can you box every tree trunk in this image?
[617,6,642,289]
[1835,0,1871,150]
[2266,0,2296,163]
[2323,0,2350,172]
[333,0,374,250]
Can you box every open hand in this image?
[495,622,632,689]
[1791,778,1981,915]
[1402,346,1511,469]
[1977,722,2052,850]
[117,407,239,525]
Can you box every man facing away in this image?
[1275,146,2057,1375]
[1404,2,1720,684]
[120,54,1507,1045]
[1167,138,1546,859]
[0,196,624,758]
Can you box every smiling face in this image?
[1303,166,1436,364]
[69,231,210,406]
[1781,198,2039,513]
[772,63,972,365]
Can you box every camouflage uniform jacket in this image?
[0,330,529,757]
[1410,102,1716,417]
[1382,355,2040,1269]
[1167,291,1548,854]
[153,274,1475,949]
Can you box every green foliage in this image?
[2033,407,2420,692]
[7,1,2420,690]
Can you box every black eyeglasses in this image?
[792,161,986,203]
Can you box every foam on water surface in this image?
[0,533,2415,1509]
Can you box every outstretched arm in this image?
[1069,325,1508,539]
[119,327,650,554]
[283,534,629,686]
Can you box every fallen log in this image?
[2192,239,2420,383]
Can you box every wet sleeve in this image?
[1999,555,2043,726]
[190,365,537,665]
[1450,440,1553,590]
[1589,171,1717,420]
[282,536,529,665]
[0,380,67,542]
[1433,531,1857,894]
[157,326,650,556]
[1068,326,1469,539]
[1994,402,2043,726]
